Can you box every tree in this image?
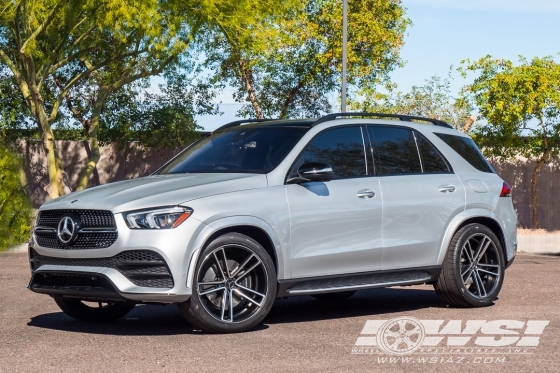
[203,0,410,119]
[1,0,289,198]
[354,75,475,131]
[0,0,196,198]
[460,56,560,229]
[100,67,218,149]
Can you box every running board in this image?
[276,266,441,297]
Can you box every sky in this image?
[196,0,560,131]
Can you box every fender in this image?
[185,215,286,288]
[437,208,503,264]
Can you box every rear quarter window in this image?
[434,133,494,173]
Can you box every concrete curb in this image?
[7,243,28,253]
[517,233,560,255]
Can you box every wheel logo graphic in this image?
[376,317,425,355]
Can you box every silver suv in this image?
[28,113,517,333]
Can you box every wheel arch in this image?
[437,210,507,266]
[186,217,285,288]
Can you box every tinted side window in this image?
[415,133,450,173]
[369,127,422,175]
[434,133,494,173]
[296,126,366,179]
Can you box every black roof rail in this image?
[312,112,453,129]
[213,119,277,133]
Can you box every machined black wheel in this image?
[54,297,135,322]
[434,224,505,307]
[178,233,276,333]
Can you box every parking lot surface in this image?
[1,251,559,373]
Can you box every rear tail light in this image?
[500,182,511,197]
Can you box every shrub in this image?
[0,143,32,250]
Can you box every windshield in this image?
[158,126,309,174]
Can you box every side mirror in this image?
[287,162,333,184]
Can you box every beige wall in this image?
[18,141,560,231]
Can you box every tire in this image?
[434,223,505,307]
[311,291,356,301]
[54,297,135,322]
[178,233,277,333]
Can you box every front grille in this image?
[35,231,118,249]
[30,249,174,289]
[38,210,115,228]
[35,209,117,250]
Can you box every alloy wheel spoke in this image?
[220,288,227,321]
[461,265,474,278]
[199,286,225,296]
[462,268,474,281]
[231,254,254,277]
[474,270,487,297]
[478,263,500,268]
[213,252,226,279]
[229,289,234,322]
[235,260,262,281]
[477,268,499,276]
[236,283,266,299]
[198,280,224,286]
[233,288,263,307]
[475,239,492,263]
[472,236,487,263]
[221,248,231,278]
[464,241,475,262]
[470,270,482,296]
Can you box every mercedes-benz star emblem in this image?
[57,215,78,245]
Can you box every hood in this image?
[41,173,268,213]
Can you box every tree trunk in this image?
[34,102,64,199]
[279,81,304,119]
[237,59,263,119]
[461,115,476,133]
[76,89,109,191]
[530,148,551,229]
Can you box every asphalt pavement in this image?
[1,251,559,373]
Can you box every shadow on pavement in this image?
[265,287,446,325]
[27,287,445,335]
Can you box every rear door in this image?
[367,126,466,270]
[286,125,383,278]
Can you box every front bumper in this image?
[28,213,207,303]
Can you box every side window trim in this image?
[359,126,369,176]
[412,131,424,173]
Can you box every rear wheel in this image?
[178,233,277,333]
[311,291,356,301]
[434,223,505,307]
[54,297,135,322]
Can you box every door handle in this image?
[357,189,376,199]
[439,185,456,193]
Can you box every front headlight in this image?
[123,206,193,229]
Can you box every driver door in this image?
[285,125,383,279]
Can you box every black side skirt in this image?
[276,266,442,298]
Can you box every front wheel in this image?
[178,233,277,333]
[434,223,505,307]
[54,297,135,322]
